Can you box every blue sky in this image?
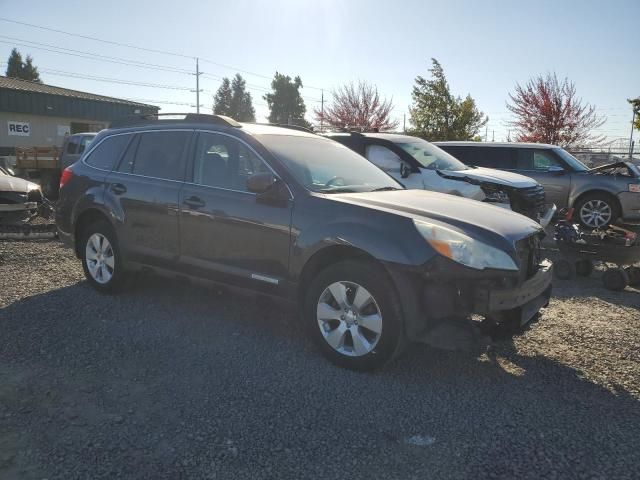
[0,0,637,143]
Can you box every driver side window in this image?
[365,145,401,172]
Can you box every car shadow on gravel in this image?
[2,275,640,479]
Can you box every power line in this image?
[0,16,325,90]
[32,67,194,90]
[0,35,192,74]
[0,17,194,59]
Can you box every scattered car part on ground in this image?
[554,210,640,290]
[56,114,553,370]
[325,132,556,226]
[435,141,640,229]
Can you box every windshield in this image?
[396,139,468,171]
[553,147,589,172]
[258,135,403,193]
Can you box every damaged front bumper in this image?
[389,257,553,347]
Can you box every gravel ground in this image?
[1,239,639,480]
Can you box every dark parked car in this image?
[56,114,552,370]
[435,142,640,229]
[325,132,555,226]
[60,133,97,169]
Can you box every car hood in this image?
[0,174,40,194]
[440,167,539,188]
[332,189,543,249]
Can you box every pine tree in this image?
[264,72,309,127]
[5,48,23,78]
[230,74,255,122]
[5,49,42,83]
[213,78,233,116]
[409,58,486,140]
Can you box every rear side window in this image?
[84,134,131,171]
[130,131,190,180]
[478,147,516,169]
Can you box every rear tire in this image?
[574,193,619,230]
[624,266,640,287]
[80,220,126,293]
[602,268,629,291]
[554,259,576,280]
[575,259,594,277]
[304,260,406,371]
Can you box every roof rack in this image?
[110,113,242,129]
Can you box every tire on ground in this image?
[80,219,127,293]
[304,259,406,371]
[574,192,620,230]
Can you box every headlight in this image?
[481,186,510,203]
[413,219,518,271]
[629,184,640,193]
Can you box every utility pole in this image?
[492,130,495,142]
[192,57,203,114]
[630,108,637,159]
[485,126,488,142]
[320,89,324,131]
[403,113,406,133]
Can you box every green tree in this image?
[264,72,309,127]
[629,98,640,130]
[5,48,42,82]
[212,74,256,121]
[230,74,255,122]
[212,77,233,116]
[409,58,487,141]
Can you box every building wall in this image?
[0,111,107,153]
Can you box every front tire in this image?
[304,260,406,371]
[80,220,126,293]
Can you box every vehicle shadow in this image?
[1,276,639,479]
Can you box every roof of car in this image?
[325,132,415,142]
[241,123,318,137]
[433,141,558,149]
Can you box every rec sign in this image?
[8,121,31,136]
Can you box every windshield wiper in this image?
[320,187,358,194]
[370,186,401,192]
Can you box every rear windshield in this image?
[258,135,402,193]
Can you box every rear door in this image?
[105,129,192,267]
[515,148,570,207]
[178,131,292,291]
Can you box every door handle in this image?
[110,183,127,195]
[183,196,205,209]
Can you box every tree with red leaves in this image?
[507,73,605,148]
[314,81,398,131]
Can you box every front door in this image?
[515,149,571,207]
[105,130,192,267]
[178,131,292,291]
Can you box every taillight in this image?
[59,168,74,189]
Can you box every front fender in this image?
[290,217,434,279]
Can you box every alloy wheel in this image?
[316,281,382,357]
[85,233,115,284]
[579,199,612,228]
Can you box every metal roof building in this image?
[0,75,158,157]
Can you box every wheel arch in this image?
[73,208,115,258]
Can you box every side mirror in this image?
[548,165,565,174]
[247,172,276,194]
[400,162,412,179]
